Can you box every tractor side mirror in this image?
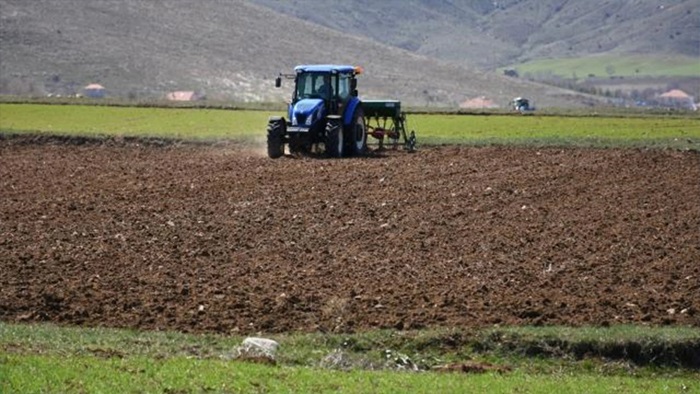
[350,78,358,96]
[275,76,282,88]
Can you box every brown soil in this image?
[1,135,699,334]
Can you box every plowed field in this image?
[1,135,699,334]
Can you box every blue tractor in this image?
[267,65,367,158]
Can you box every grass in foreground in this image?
[2,323,698,393]
[3,354,694,393]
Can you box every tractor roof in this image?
[294,65,360,74]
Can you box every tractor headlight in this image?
[305,113,314,126]
[292,115,298,126]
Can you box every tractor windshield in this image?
[295,72,339,100]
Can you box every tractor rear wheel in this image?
[326,117,343,158]
[347,107,367,156]
[267,118,285,158]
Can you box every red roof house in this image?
[165,91,204,101]
[658,89,696,110]
[83,83,106,98]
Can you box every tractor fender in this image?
[268,116,287,129]
[342,97,361,127]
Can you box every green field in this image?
[1,103,699,149]
[408,113,700,148]
[504,54,700,78]
[2,103,700,392]
[0,103,273,141]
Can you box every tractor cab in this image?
[280,65,360,127]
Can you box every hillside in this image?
[0,0,598,107]
[250,0,700,70]
[487,0,699,63]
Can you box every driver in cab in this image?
[316,75,332,98]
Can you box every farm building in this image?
[658,89,696,110]
[165,91,205,101]
[83,83,106,98]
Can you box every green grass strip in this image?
[1,103,699,149]
[0,103,275,140]
[407,113,700,149]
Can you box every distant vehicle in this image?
[512,97,534,113]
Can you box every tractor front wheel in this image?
[267,118,285,158]
[326,117,343,158]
